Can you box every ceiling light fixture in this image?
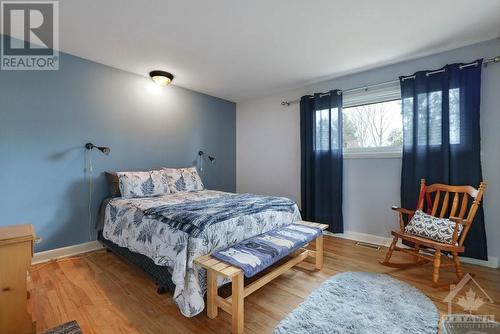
[149,70,174,86]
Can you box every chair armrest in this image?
[391,206,415,232]
[391,206,415,216]
[449,217,471,226]
[449,217,470,244]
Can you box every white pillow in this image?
[117,170,170,198]
[163,167,204,193]
[405,210,463,244]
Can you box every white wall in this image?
[237,38,500,258]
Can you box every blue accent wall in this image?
[0,50,236,252]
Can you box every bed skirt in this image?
[97,230,175,294]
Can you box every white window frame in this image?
[342,81,402,159]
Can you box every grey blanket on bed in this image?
[143,193,297,237]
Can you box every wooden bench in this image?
[194,221,328,333]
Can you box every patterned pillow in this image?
[405,210,463,244]
[163,167,204,193]
[117,170,170,198]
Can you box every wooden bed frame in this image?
[194,221,328,334]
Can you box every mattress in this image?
[102,190,301,317]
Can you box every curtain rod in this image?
[281,56,500,106]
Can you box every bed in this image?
[97,189,301,317]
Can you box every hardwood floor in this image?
[29,236,499,333]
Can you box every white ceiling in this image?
[13,1,500,101]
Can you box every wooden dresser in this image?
[0,224,36,334]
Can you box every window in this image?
[312,82,461,157]
[342,81,402,157]
[343,100,402,151]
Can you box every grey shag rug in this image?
[274,272,439,334]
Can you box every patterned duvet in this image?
[102,190,301,317]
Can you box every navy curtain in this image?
[400,60,487,260]
[300,90,343,233]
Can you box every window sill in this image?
[344,151,402,159]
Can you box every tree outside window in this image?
[343,99,403,150]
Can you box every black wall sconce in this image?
[85,143,111,155]
[198,151,216,164]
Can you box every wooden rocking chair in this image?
[380,178,487,287]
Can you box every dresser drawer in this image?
[0,224,36,334]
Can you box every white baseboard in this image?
[327,230,394,247]
[33,233,499,269]
[325,230,499,269]
[33,240,104,264]
[460,256,499,269]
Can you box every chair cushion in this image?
[405,210,462,244]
